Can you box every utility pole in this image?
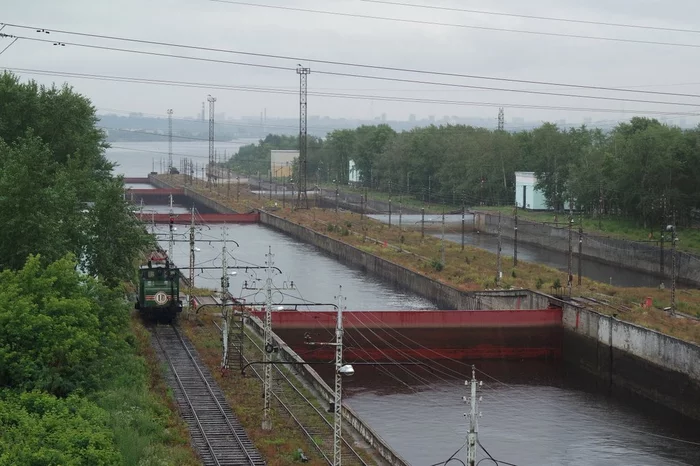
[421,208,425,239]
[189,206,196,294]
[660,195,666,278]
[441,208,446,267]
[262,246,274,431]
[167,109,173,176]
[220,226,231,370]
[332,286,346,466]
[578,214,583,286]
[497,107,504,132]
[513,202,518,267]
[461,196,465,252]
[465,365,480,466]
[567,202,573,296]
[168,195,175,262]
[388,198,392,228]
[428,176,431,204]
[496,213,502,285]
[207,95,216,188]
[335,179,339,213]
[668,219,677,315]
[236,175,240,201]
[296,66,311,209]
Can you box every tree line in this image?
[228,118,700,228]
[0,72,185,465]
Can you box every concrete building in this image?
[270,150,298,178]
[515,172,548,210]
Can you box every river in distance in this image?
[107,142,700,466]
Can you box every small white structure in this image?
[348,160,360,184]
[270,150,298,178]
[515,172,548,210]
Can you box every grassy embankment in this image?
[312,182,700,254]
[473,205,700,255]
[158,175,700,344]
[179,314,372,465]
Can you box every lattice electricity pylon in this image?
[207,95,216,187]
[296,67,311,209]
[497,107,504,132]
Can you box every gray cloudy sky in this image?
[3,0,700,127]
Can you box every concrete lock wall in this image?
[521,291,700,420]
[246,315,411,466]
[475,212,700,286]
[259,211,481,310]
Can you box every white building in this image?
[348,160,360,184]
[515,172,548,210]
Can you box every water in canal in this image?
[369,214,666,288]
[109,144,700,466]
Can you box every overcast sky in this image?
[3,0,700,127]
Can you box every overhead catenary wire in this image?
[10,67,699,119]
[0,37,18,56]
[5,22,700,100]
[207,0,700,50]
[3,26,700,108]
[358,0,700,36]
[6,67,696,119]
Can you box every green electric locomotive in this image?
[135,252,182,321]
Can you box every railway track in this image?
[152,324,266,466]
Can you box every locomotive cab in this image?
[136,258,183,321]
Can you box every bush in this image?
[0,255,130,396]
[430,259,444,272]
[552,278,562,289]
[345,221,352,228]
[326,223,336,232]
[535,277,544,290]
[0,391,122,466]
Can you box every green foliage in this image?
[0,390,121,466]
[0,72,151,283]
[535,277,544,290]
[552,278,562,289]
[430,258,444,271]
[0,255,129,396]
[255,116,700,228]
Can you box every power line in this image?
[358,0,700,35]
[5,22,700,100]
[10,67,700,118]
[0,37,17,56]
[3,32,700,110]
[207,0,700,50]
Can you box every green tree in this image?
[0,135,83,270]
[0,72,148,282]
[0,255,129,396]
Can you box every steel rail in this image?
[153,325,222,466]
[154,324,263,465]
